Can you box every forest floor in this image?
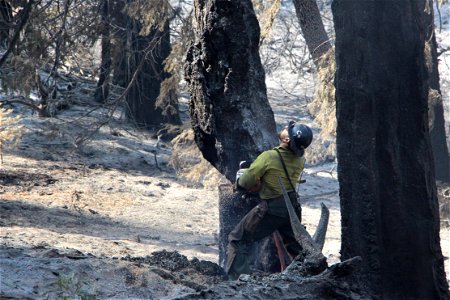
[0,84,449,299]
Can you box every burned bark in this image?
[184,0,278,182]
[312,202,329,251]
[218,184,255,269]
[333,0,449,298]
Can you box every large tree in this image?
[185,0,278,182]
[124,2,181,128]
[185,0,279,272]
[332,0,449,299]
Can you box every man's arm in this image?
[237,151,269,191]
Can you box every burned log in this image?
[312,202,330,251]
[278,177,327,276]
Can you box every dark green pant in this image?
[226,194,302,280]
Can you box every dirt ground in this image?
[0,100,449,299]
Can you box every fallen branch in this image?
[0,97,47,116]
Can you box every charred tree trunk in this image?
[333,0,449,299]
[424,0,450,184]
[94,0,112,103]
[125,15,180,128]
[185,0,278,182]
[185,0,279,274]
[292,0,332,67]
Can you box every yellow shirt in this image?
[238,146,305,199]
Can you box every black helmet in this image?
[288,121,313,156]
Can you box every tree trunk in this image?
[292,0,332,67]
[94,0,111,103]
[333,0,449,299]
[185,0,279,274]
[125,14,180,128]
[0,0,12,47]
[424,0,450,184]
[109,0,127,88]
[185,0,278,182]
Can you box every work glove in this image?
[234,178,247,193]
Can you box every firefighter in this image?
[226,121,313,280]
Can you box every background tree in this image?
[123,1,181,128]
[291,0,338,162]
[0,0,183,132]
[94,0,112,103]
[332,0,449,298]
[424,0,450,184]
[0,0,101,115]
[292,0,331,68]
[0,0,35,68]
[0,0,12,50]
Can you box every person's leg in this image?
[226,239,251,280]
[226,201,288,279]
[226,201,268,279]
[278,222,303,257]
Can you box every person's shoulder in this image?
[266,147,283,156]
[258,149,274,158]
[255,148,277,163]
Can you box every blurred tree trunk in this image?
[185,0,279,273]
[292,0,331,67]
[424,0,450,184]
[110,0,127,88]
[333,0,449,298]
[0,0,12,47]
[125,7,180,128]
[94,0,112,103]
